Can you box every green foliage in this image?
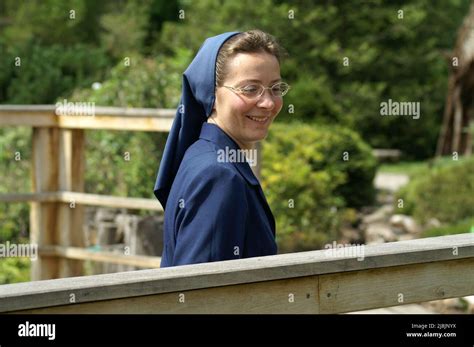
[69,51,191,108]
[0,257,30,284]
[0,127,31,243]
[83,130,166,201]
[395,157,474,224]
[262,122,376,251]
[0,43,109,104]
[157,0,470,159]
[0,0,94,46]
[422,217,474,238]
[379,156,463,176]
[99,0,151,59]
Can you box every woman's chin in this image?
[245,131,268,144]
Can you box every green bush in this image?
[0,127,31,243]
[395,157,474,224]
[0,257,30,284]
[69,51,190,108]
[0,42,109,104]
[422,217,474,238]
[262,121,376,252]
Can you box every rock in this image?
[365,223,397,243]
[463,295,474,314]
[426,218,442,229]
[397,234,416,241]
[426,298,466,314]
[362,205,394,224]
[389,214,421,234]
[374,172,409,192]
[376,191,394,205]
[339,227,364,244]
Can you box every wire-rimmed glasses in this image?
[223,81,290,99]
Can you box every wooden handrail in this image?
[40,246,162,268]
[0,233,472,314]
[0,105,174,279]
[0,105,175,131]
[0,191,162,211]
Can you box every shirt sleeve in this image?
[171,164,249,266]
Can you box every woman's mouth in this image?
[245,115,270,124]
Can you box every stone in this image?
[463,295,474,314]
[389,214,421,234]
[362,205,394,225]
[426,218,442,229]
[365,223,397,243]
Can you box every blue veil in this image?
[153,32,240,209]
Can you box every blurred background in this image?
[0,0,473,313]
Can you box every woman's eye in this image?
[242,85,259,93]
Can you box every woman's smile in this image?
[245,114,271,124]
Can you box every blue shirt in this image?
[160,122,277,267]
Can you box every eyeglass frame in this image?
[222,81,290,99]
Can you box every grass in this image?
[380,156,474,239]
[378,156,471,177]
[422,217,474,238]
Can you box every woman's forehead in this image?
[225,52,281,82]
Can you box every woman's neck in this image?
[207,118,255,151]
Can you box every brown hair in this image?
[215,29,286,87]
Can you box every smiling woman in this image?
[154,30,289,267]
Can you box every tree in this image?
[436,1,474,157]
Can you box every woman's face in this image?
[210,52,283,150]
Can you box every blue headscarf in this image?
[154,31,241,209]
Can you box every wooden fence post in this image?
[57,129,85,278]
[30,127,59,280]
[30,127,85,280]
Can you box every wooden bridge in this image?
[0,105,473,313]
[0,233,472,313]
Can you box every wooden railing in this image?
[0,233,472,313]
[0,105,175,280]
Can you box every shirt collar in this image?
[199,122,260,186]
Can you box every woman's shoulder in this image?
[179,139,243,182]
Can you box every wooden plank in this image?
[13,276,319,314]
[372,148,401,159]
[59,192,162,211]
[0,105,175,117]
[319,257,474,313]
[0,192,59,202]
[0,105,175,131]
[0,191,162,211]
[40,246,162,268]
[0,233,472,312]
[57,115,174,132]
[30,127,60,280]
[57,129,84,278]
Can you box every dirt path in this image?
[374,172,410,192]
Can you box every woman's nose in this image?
[256,90,276,109]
